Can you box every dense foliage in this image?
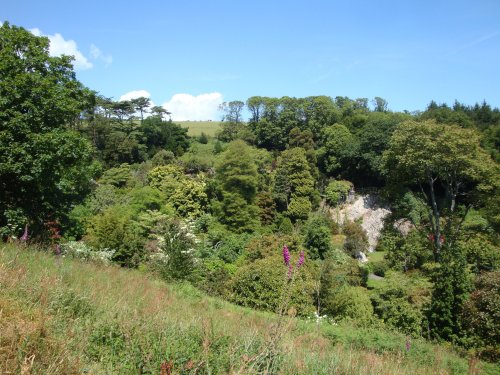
[1,22,499,363]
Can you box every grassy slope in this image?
[176,121,221,137]
[1,244,497,374]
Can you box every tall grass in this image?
[1,243,497,374]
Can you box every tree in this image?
[427,246,471,342]
[273,148,315,213]
[0,23,98,236]
[382,120,496,260]
[131,96,151,124]
[150,105,171,120]
[318,124,359,176]
[325,180,353,206]
[141,116,189,156]
[372,97,388,112]
[215,140,259,232]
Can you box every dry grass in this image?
[1,244,496,374]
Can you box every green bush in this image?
[99,163,133,187]
[151,149,175,166]
[86,206,146,267]
[195,258,236,298]
[230,255,315,316]
[198,132,209,144]
[343,220,368,258]
[325,180,353,206]
[371,287,423,337]
[303,215,333,259]
[322,286,374,323]
[287,196,312,222]
[380,229,432,271]
[461,271,500,361]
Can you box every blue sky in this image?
[2,0,500,120]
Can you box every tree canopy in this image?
[0,23,98,236]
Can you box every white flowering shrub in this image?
[61,241,115,265]
[149,219,198,281]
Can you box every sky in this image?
[2,0,500,120]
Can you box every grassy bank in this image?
[176,121,221,137]
[0,244,496,374]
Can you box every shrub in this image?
[383,230,432,271]
[60,241,115,265]
[99,163,132,187]
[151,149,175,166]
[85,206,145,267]
[286,196,312,222]
[325,180,353,206]
[242,234,302,263]
[322,286,374,324]
[275,215,294,234]
[230,255,315,316]
[198,132,209,144]
[459,234,500,273]
[371,287,423,337]
[149,219,198,281]
[461,271,500,361]
[195,258,236,298]
[303,215,333,260]
[343,220,368,258]
[147,165,185,193]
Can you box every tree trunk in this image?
[428,175,442,260]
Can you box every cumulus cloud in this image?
[119,90,152,102]
[30,28,93,70]
[162,92,223,121]
[90,43,113,66]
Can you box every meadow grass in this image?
[367,251,386,263]
[1,243,497,374]
[176,121,221,137]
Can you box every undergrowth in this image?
[1,243,497,374]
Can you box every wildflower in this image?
[287,264,293,280]
[405,336,411,352]
[20,224,28,242]
[297,251,305,268]
[282,245,290,266]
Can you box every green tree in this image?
[427,246,472,342]
[130,96,151,124]
[273,148,315,212]
[0,23,98,236]
[215,140,259,232]
[150,105,171,120]
[382,120,496,260]
[141,116,189,157]
[318,124,359,176]
[325,180,353,206]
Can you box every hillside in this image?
[176,121,222,137]
[1,244,497,374]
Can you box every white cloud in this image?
[119,90,155,118]
[29,28,92,70]
[90,43,113,66]
[119,90,152,102]
[162,92,223,121]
